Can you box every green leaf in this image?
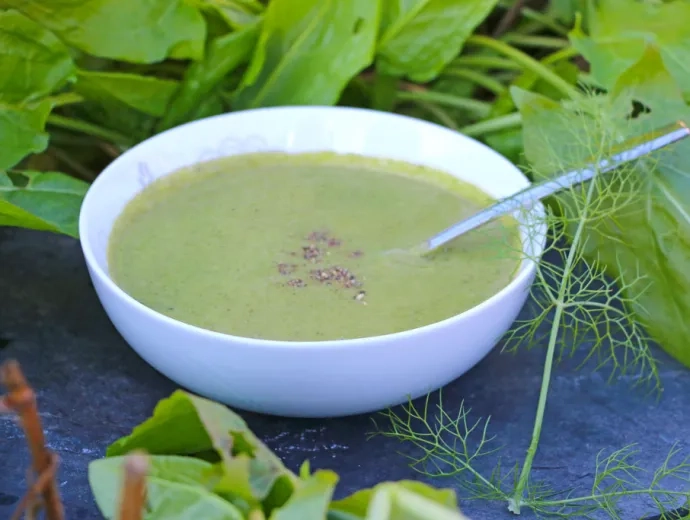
[89,455,244,520]
[190,91,227,121]
[74,70,179,118]
[233,0,379,109]
[1,0,206,63]
[196,0,264,30]
[106,390,296,504]
[72,98,157,144]
[492,59,579,117]
[339,484,468,520]
[106,390,245,457]
[0,170,89,237]
[512,49,690,368]
[376,0,500,83]
[331,480,458,517]
[547,0,586,26]
[0,99,53,170]
[298,460,311,480]
[569,0,690,93]
[610,46,684,125]
[269,470,338,520]
[158,22,259,131]
[0,9,75,103]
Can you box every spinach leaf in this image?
[0,170,88,237]
[107,390,250,457]
[0,0,206,63]
[331,480,457,517]
[72,96,157,144]
[89,455,244,520]
[377,0,499,83]
[158,22,259,131]
[371,486,469,519]
[0,99,53,170]
[547,0,585,26]
[233,0,379,109]
[75,71,179,118]
[0,10,75,103]
[569,0,690,93]
[197,0,264,30]
[512,49,690,368]
[269,471,338,520]
[335,484,467,520]
[107,390,297,505]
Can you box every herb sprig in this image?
[376,43,690,519]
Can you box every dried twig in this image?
[11,454,60,520]
[1,360,64,520]
[117,453,148,520]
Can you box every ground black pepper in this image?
[277,229,366,302]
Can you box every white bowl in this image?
[79,106,546,418]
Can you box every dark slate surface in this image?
[0,227,688,520]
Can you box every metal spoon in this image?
[416,121,690,255]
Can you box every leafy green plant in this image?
[374,3,690,518]
[88,389,472,519]
[6,0,687,369]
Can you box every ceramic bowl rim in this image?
[79,106,546,351]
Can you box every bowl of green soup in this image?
[79,106,546,418]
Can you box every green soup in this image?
[108,152,522,341]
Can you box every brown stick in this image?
[10,453,59,520]
[117,453,148,520]
[1,360,64,520]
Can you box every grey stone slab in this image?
[0,228,688,520]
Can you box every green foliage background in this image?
[1,0,689,369]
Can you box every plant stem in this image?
[118,453,148,520]
[441,67,507,96]
[416,101,459,130]
[396,90,491,118]
[466,35,581,99]
[508,178,598,514]
[48,147,97,181]
[537,490,690,507]
[46,115,133,147]
[453,55,524,71]
[501,34,570,49]
[49,92,84,107]
[459,112,522,137]
[543,46,580,65]
[1,360,64,520]
[520,7,569,36]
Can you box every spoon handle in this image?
[423,121,690,253]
